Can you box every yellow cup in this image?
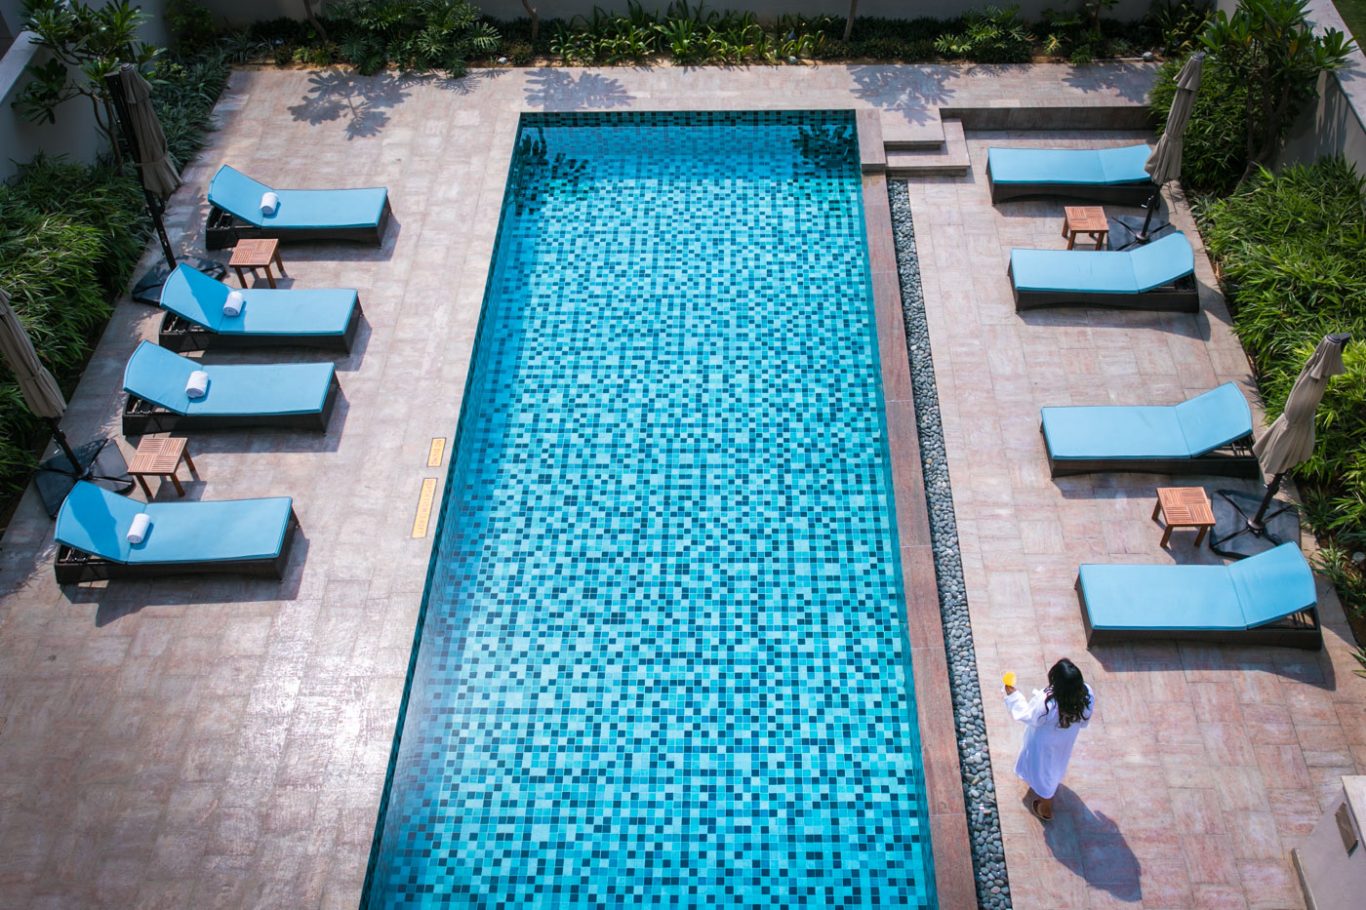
[1002,671,1017,688]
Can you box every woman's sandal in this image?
[1029,799,1053,822]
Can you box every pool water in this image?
[363,111,936,908]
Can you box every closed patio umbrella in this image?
[0,289,130,516]
[104,65,225,302]
[1119,52,1205,247]
[1212,332,1352,558]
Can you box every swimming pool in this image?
[363,110,936,908]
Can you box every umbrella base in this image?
[1108,210,1178,251]
[130,258,228,305]
[1209,489,1302,560]
[35,437,132,518]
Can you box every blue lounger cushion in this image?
[161,264,358,337]
[988,144,1152,186]
[1011,233,1195,295]
[56,481,292,566]
[1079,543,1315,632]
[1042,382,1252,463]
[124,341,335,417]
[208,165,388,230]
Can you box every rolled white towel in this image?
[222,290,245,317]
[185,369,210,399]
[260,191,280,216]
[127,513,151,545]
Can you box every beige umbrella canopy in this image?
[118,65,181,200]
[1146,52,1205,187]
[0,289,67,421]
[1254,333,1349,474]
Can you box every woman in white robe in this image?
[1003,657,1095,821]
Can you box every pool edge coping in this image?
[861,171,978,910]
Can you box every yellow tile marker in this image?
[427,437,447,468]
[412,478,437,538]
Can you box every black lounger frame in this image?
[122,374,341,437]
[1009,261,1200,313]
[1076,576,1323,651]
[55,510,300,584]
[1043,423,1260,478]
[158,299,362,353]
[204,198,391,250]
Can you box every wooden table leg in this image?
[1151,500,1162,521]
[1195,526,1209,546]
[273,248,286,276]
[233,265,247,287]
[136,475,153,499]
[1066,230,1077,250]
[168,472,185,496]
[182,447,198,477]
[1160,525,1174,548]
[263,265,277,289]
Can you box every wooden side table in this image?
[229,238,286,288]
[1153,486,1215,547]
[128,436,198,498]
[1062,206,1109,250]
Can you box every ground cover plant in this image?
[0,36,230,503]
[1199,158,1366,618]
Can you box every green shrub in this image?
[1201,159,1366,612]
[151,50,232,169]
[166,0,221,53]
[934,6,1033,64]
[1150,53,1248,196]
[328,0,500,76]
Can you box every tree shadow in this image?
[287,69,413,139]
[847,65,953,127]
[523,69,634,111]
[1038,785,1142,902]
[1062,62,1158,104]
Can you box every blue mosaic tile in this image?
[363,111,936,909]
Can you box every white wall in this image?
[1275,0,1366,177]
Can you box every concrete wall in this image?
[1276,0,1366,176]
[0,0,167,181]
[197,0,1157,26]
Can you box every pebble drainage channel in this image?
[888,180,1012,910]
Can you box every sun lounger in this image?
[987,144,1154,204]
[1077,543,1321,650]
[205,164,391,250]
[122,341,339,436]
[1009,232,1199,312]
[54,481,298,583]
[158,264,362,353]
[1041,382,1259,478]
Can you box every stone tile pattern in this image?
[364,110,934,908]
[0,59,1356,909]
[905,131,1366,910]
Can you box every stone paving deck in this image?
[0,61,1360,910]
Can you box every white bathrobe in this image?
[1004,685,1095,799]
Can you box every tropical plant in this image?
[934,6,1034,64]
[1200,0,1354,181]
[1148,0,1215,56]
[1150,53,1250,195]
[329,0,499,76]
[15,0,160,158]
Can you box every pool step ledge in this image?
[885,119,970,177]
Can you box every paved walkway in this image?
[0,62,1359,909]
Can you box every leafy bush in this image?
[1201,159,1366,613]
[166,0,221,53]
[934,6,1034,64]
[1147,0,1214,56]
[1150,53,1249,195]
[151,50,233,168]
[328,0,500,76]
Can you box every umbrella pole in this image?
[103,70,177,271]
[45,418,86,477]
[1136,186,1161,242]
[1248,472,1286,533]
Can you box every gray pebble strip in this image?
[888,180,1012,910]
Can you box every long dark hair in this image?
[1045,658,1091,729]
